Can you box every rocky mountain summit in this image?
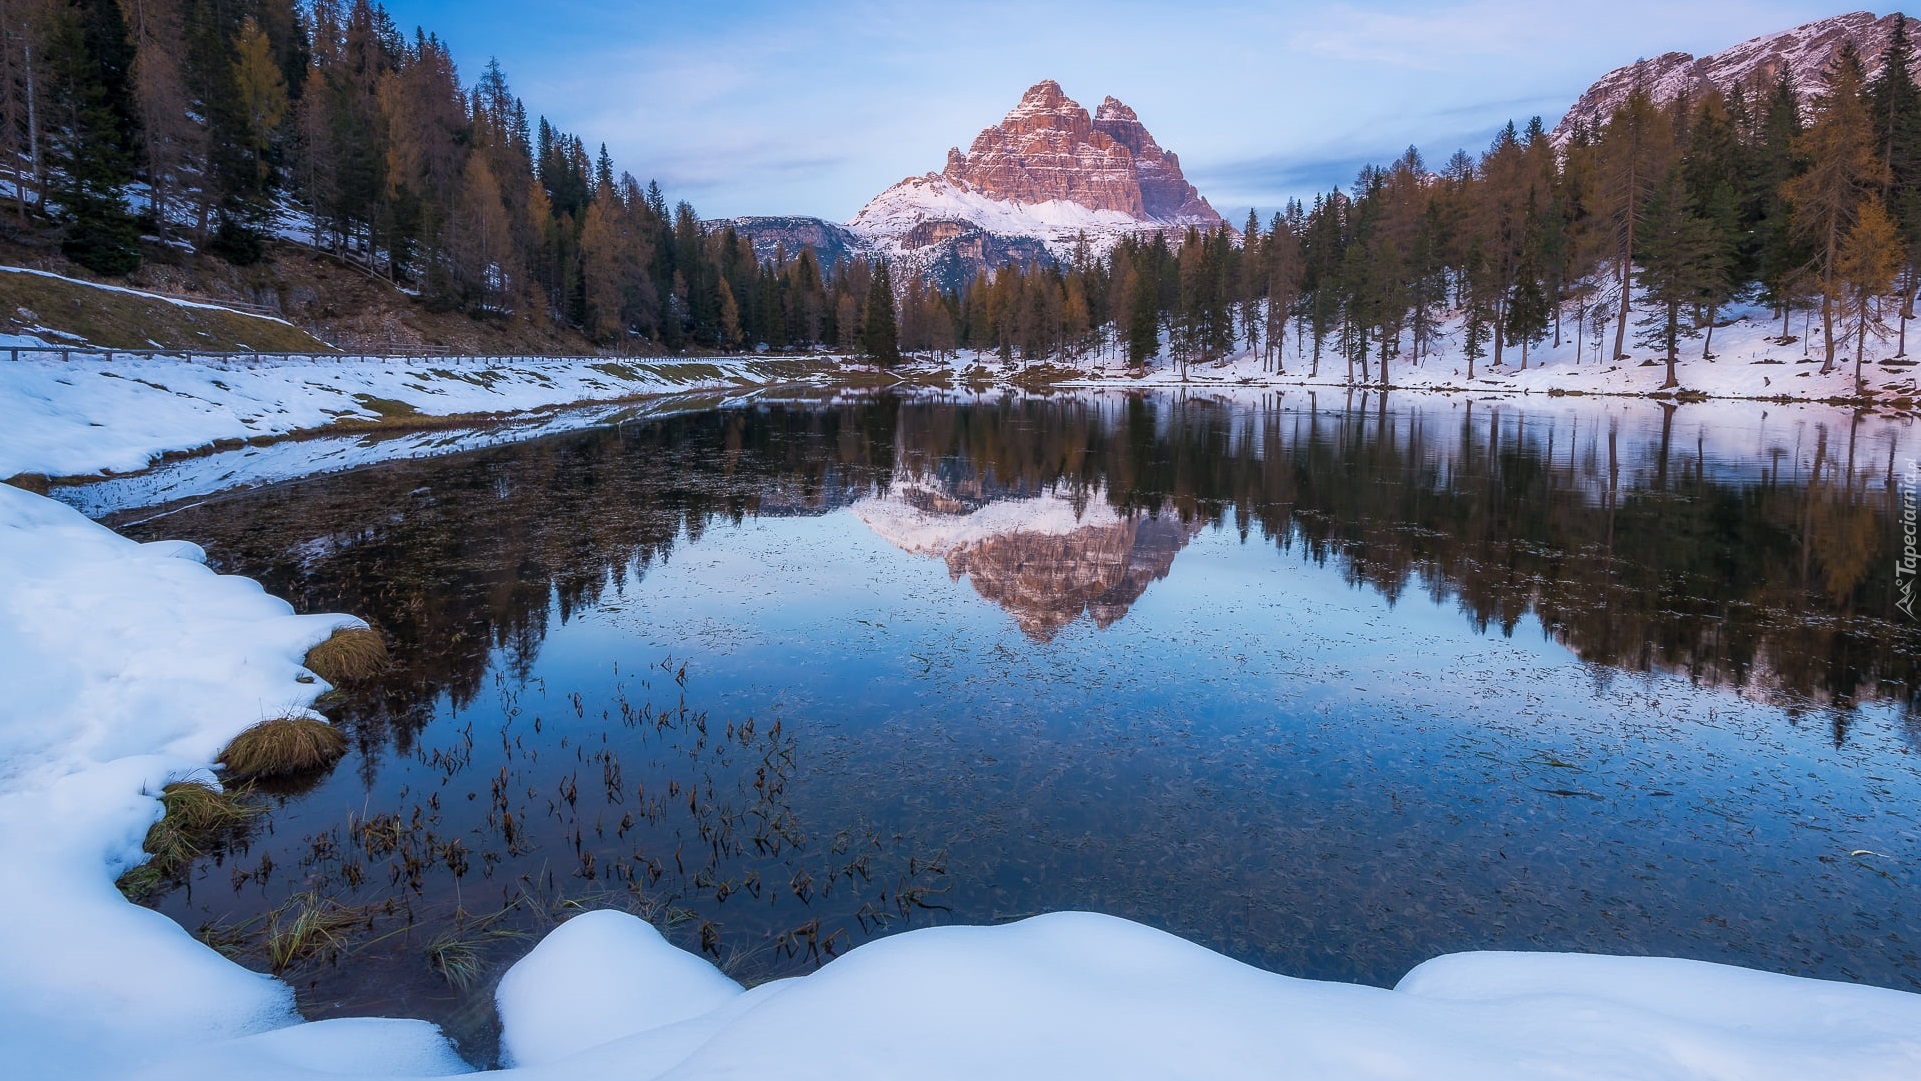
[850,81,1224,266]
[728,80,1224,289]
[1553,10,1921,142]
[903,80,1220,223]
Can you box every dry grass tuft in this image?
[4,473,50,495]
[423,907,526,989]
[303,625,389,684]
[117,780,260,900]
[219,717,348,780]
[158,779,258,832]
[263,891,367,971]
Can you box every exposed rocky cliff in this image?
[1553,11,1921,143]
[715,216,866,271]
[848,81,1225,286]
[717,81,1224,291]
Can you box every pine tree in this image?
[861,258,898,362]
[46,0,141,274]
[1125,246,1160,365]
[1751,67,1807,339]
[1870,16,1921,354]
[1634,167,1725,388]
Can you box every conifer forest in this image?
[10,0,1921,382]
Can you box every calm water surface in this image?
[97,391,1921,1066]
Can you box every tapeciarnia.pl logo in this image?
[1900,458,1919,620]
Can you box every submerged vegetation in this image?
[218,716,348,780]
[261,891,369,972]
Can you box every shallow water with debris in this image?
[95,390,1921,1066]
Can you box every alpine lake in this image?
[83,388,1921,1068]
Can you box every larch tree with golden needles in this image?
[1783,44,1889,374]
[1838,195,1903,383]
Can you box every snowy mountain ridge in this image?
[1553,10,1921,143]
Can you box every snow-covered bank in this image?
[56,387,786,520]
[0,483,467,1078]
[470,909,1921,1081]
[4,477,1920,1080]
[914,300,1921,405]
[0,352,830,480]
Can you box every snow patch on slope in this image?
[0,353,820,479]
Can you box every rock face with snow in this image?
[1554,11,1921,143]
[725,81,1225,290]
[715,216,867,271]
[851,81,1224,287]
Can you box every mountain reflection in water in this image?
[855,482,1202,641]
[97,391,1920,1066]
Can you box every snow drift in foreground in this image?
[3,484,1919,1080]
[0,352,821,479]
[474,908,1921,1081]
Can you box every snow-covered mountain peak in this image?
[845,80,1225,280]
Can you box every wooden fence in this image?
[2,346,625,364]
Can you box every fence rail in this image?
[2,346,646,364]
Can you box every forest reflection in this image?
[117,391,1920,747]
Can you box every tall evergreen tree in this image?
[1634,167,1726,388]
[46,0,140,274]
[861,258,898,361]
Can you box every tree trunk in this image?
[1613,254,1633,360]
[1663,301,1680,389]
[1702,305,1717,359]
[24,36,39,212]
[1856,300,1868,389]
[1901,268,1915,357]
[1492,293,1506,367]
[1575,300,1586,364]
[1820,290,1837,374]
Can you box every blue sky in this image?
[381,1,1865,222]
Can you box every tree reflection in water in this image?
[105,392,1920,1066]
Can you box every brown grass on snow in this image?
[303,625,388,683]
[219,717,348,780]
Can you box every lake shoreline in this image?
[4,388,1921,1078]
